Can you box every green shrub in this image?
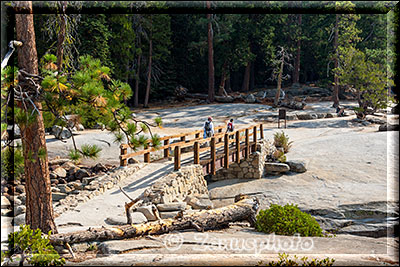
[2,224,65,266]
[80,144,102,159]
[255,204,323,237]
[258,253,335,266]
[273,131,293,153]
[68,149,81,164]
[1,144,24,180]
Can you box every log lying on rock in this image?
[49,194,259,246]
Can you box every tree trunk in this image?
[207,1,215,102]
[217,62,228,96]
[49,195,259,245]
[250,59,255,91]
[333,14,340,108]
[56,1,67,71]
[293,14,302,84]
[15,1,58,234]
[225,73,232,93]
[274,58,284,106]
[134,37,141,108]
[241,61,251,92]
[144,22,152,108]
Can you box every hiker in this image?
[336,106,345,117]
[226,119,234,133]
[203,117,214,138]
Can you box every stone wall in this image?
[146,164,208,205]
[53,164,143,216]
[212,139,276,181]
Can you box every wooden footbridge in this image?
[120,123,264,175]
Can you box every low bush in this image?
[273,131,293,153]
[258,253,335,266]
[2,224,65,266]
[255,204,323,237]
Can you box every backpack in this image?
[227,122,233,132]
[205,121,212,132]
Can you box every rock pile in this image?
[2,158,143,226]
[121,165,215,223]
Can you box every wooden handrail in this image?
[120,123,264,168]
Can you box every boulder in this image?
[296,113,318,120]
[58,184,72,194]
[82,176,97,185]
[1,195,11,209]
[1,209,12,216]
[15,205,26,216]
[286,160,307,173]
[53,167,67,178]
[185,195,213,210]
[61,161,77,170]
[159,211,180,219]
[264,162,290,173]
[69,181,84,190]
[215,95,234,103]
[75,169,90,180]
[14,197,22,206]
[13,213,25,226]
[244,94,256,103]
[14,124,21,138]
[378,123,399,131]
[156,202,187,212]
[15,184,25,194]
[51,126,72,140]
[93,163,107,173]
[136,205,160,221]
[128,158,139,164]
[51,125,62,137]
[105,212,147,225]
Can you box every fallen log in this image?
[49,194,259,246]
[186,93,209,100]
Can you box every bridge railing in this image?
[120,123,264,176]
[119,125,225,166]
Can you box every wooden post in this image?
[253,125,257,152]
[218,128,222,142]
[195,133,200,139]
[194,142,200,164]
[260,124,264,139]
[224,133,229,169]
[245,129,249,159]
[174,146,181,171]
[236,131,240,163]
[120,146,127,167]
[144,152,150,163]
[164,139,169,158]
[211,137,216,175]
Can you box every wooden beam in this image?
[194,141,200,164]
[224,133,229,169]
[120,146,127,167]
[164,139,169,158]
[260,123,264,139]
[245,128,249,159]
[174,146,181,171]
[236,131,240,163]
[211,137,216,175]
[253,126,257,152]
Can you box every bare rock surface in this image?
[3,101,397,265]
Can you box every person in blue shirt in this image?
[203,117,214,138]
